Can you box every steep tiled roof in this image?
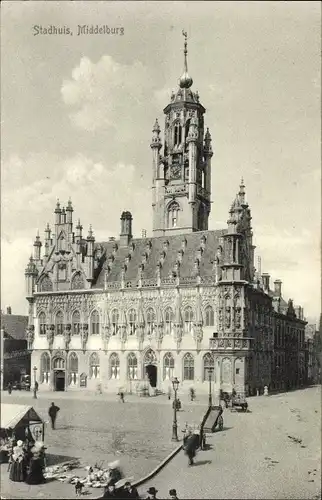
[1,314,28,340]
[93,229,226,288]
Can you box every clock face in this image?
[171,164,181,179]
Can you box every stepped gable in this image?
[92,229,226,288]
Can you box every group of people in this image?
[8,438,47,485]
[101,483,179,499]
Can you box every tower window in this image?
[167,201,180,229]
[174,122,182,146]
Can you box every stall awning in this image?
[1,404,43,430]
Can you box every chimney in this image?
[6,306,12,315]
[120,211,133,247]
[274,279,282,297]
[261,273,270,292]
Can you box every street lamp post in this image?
[33,366,37,399]
[208,367,214,407]
[171,377,180,442]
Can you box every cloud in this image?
[61,55,156,134]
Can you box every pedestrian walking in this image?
[169,489,179,499]
[146,487,158,499]
[48,402,60,430]
[184,430,200,466]
[119,391,125,403]
[7,382,12,395]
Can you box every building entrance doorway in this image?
[145,364,157,388]
[54,370,65,391]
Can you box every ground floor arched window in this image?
[163,352,175,380]
[110,352,120,380]
[183,353,194,381]
[203,352,214,381]
[69,352,78,386]
[89,352,100,379]
[40,352,50,384]
[128,352,138,380]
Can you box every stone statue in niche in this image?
[218,308,223,329]
[64,326,71,350]
[46,325,54,350]
[27,326,35,350]
[80,324,88,352]
[235,307,241,329]
[225,307,231,328]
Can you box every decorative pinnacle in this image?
[152,119,160,133]
[66,198,73,211]
[87,224,94,240]
[76,218,82,230]
[55,199,61,213]
[179,30,193,89]
[239,177,247,205]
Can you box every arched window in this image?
[110,352,120,380]
[39,312,46,336]
[89,352,100,379]
[164,307,174,334]
[205,306,214,327]
[111,310,119,336]
[55,311,64,335]
[69,352,78,386]
[174,122,182,146]
[163,352,175,380]
[183,353,194,381]
[146,308,156,336]
[40,352,50,384]
[72,311,80,335]
[203,352,214,381]
[184,306,194,333]
[90,310,100,335]
[167,202,180,228]
[53,357,65,369]
[128,352,138,380]
[128,309,136,335]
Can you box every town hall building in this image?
[25,34,307,396]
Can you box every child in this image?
[75,479,84,496]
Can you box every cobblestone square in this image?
[1,387,321,499]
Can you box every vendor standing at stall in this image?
[26,441,46,484]
[9,440,27,482]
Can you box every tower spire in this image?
[179,30,193,89]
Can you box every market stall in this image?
[0,404,45,463]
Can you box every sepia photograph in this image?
[1,1,321,499]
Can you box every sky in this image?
[1,1,321,324]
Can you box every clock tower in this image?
[151,31,213,236]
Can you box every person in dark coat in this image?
[25,442,46,485]
[123,481,140,499]
[48,402,60,430]
[184,430,200,466]
[7,382,12,395]
[169,489,179,499]
[102,482,118,498]
[108,461,123,485]
[146,487,158,499]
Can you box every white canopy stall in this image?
[0,403,45,442]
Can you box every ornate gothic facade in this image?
[25,34,306,396]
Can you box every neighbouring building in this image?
[305,321,322,385]
[25,34,307,396]
[0,307,30,389]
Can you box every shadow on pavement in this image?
[46,453,80,466]
[193,459,212,467]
